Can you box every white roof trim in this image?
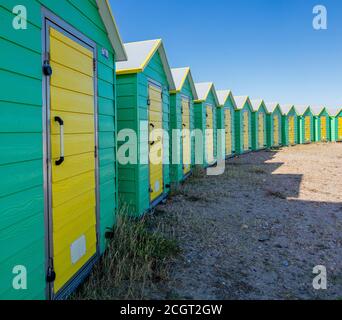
[216,90,237,109]
[234,95,252,110]
[171,67,198,100]
[116,39,176,90]
[96,0,127,62]
[194,82,219,105]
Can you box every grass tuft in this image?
[71,212,180,300]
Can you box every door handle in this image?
[54,116,64,166]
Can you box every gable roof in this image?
[282,104,298,115]
[96,0,127,61]
[170,67,198,100]
[216,90,237,109]
[328,107,342,116]
[295,105,312,115]
[266,102,283,114]
[234,96,253,111]
[194,82,219,105]
[116,39,176,90]
[310,105,330,116]
[250,99,269,113]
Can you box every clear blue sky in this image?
[110,0,342,108]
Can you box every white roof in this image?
[194,82,219,105]
[281,104,296,115]
[328,106,342,116]
[96,0,127,61]
[265,102,282,113]
[171,67,198,100]
[216,90,236,108]
[116,39,176,90]
[250,99,264,112]
[310,105,327,116]
[234,96,250,110]
[295,105,311,115]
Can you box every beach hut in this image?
[234,96,253,155]
[250,99,269,151]
[265,103,283,148]
[194,83,220,167]
[216,90,237,158]
[281,105,300,146]
[116,39,176,217]
[311,106,331,142]
[296,105,314,144]
[169,67,198,185]
[329,107,342,142]
[0,1,126,300]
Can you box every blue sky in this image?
[110,0,342,108]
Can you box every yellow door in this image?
[182,97,191,175]
[49,27,97,294]
[225,108,232,156]
[288,116,295,145]
[206,105,214,164]
[273,115,279,146]
[338,117,342,141]
[258,113,264,148]
[148,83,164,202]
[320,117,327,141]
[305,116,311,142]
[243,111,249,151]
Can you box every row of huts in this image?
[1,1,341,300]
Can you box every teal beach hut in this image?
[170,67,198,185]
[116,39,176,217]
[234,96,253,155]
[311,106,331,142]
[296,105,314,144]
[0,0,126,299]
[194,83,220,167]
[265,103,283,148]
[216,90,237,158]
[281,104,300,146]
[250,99,268,151]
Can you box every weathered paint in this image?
[117,49,171,217]
[0,0,120,300]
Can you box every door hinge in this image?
[93,58,96,72]
[46,258,56,283]
[147,98,151,106]
[94,146,97,158]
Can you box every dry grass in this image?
[71,212,180,300]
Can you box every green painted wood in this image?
[267,106,283,148]
[170,76,195,185]
[282,107,299,146]
[117,50,171,217]
[0,0,119,299]
[234,102,253,155]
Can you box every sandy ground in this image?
[147,143,342,300]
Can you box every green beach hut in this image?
[169,67,198,185]
[250,99,269,151]
[265,103,283,148]
[234,96,253,155]
[331,107,342,142]
[216,90,237,158]
[194,83,220,167]
[281,104,300,146]
[296,105,314,144]
[311,106,331,142]
[0,1,126,300]
[116,39,176,217]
